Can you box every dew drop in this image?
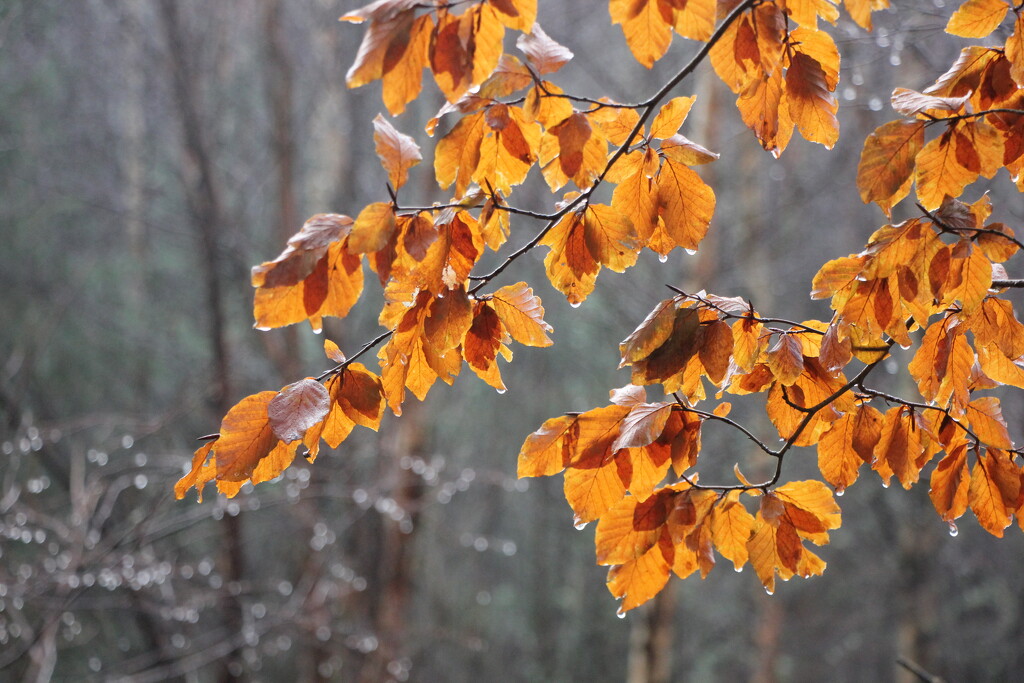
[835,488,845,497]
[658,253,668,263]
[684,248,697,256]
[948,522,958,537]
[254,326,271,332]
[496,387,506,395]
[734,565,743,573]
[616,608,626,619]
[570,301,582,309]
[764,587,774,596]
[573,520,589,531]
[312,328,323,335]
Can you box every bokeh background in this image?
[2,0,1024,680]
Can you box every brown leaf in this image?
[269,379,332,444]
[516,23,572,74]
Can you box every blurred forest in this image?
[2,0,1024,681]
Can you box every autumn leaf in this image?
[786,52,839,148]
[540,205,639,305]
[965,396,1013,449]
[609,0,674,68]
[969,448,1019,536]
[541,112,608,190]
[915,128,978,210]
[372,114,421,190]
[945,0,1008,38]
[817,404,882,493]
[857,120,925,214]
[430,5,504,102]
[516,23,572,74]
[489,0,537,31]
[343,3,432,115]
[650,96,695,139]
[929,442,971,523]
[268,378,332,443]
[489,282,554,347]
[214,392,279,482]
[710,492,756,570]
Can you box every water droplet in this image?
[496,387,506,395]
[616,608,626,619]
[684,248,697,256]
[254,325,271,332]
[734,565,743,573]
[948,522,958,537]
[835,488,845,497]
[764,587,774,596]
[658,253,668,263]
[573,519,589,531]
[312,327,323,335]
[570,300,582,309]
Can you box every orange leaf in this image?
[965,397,1013,449]
[857,120,925,214]
[929,442,971,523]
[175,441,217,502]
[463,302,509,392]
[786,52,839,148]
[435,111,486,195]
[711,492,755,570]
[1007,14,1024,85]
[489,282,554,347]
[915,128,978,210]
[541,112,607,190]
[610,0,673,68]
[215,392,279,482]
[488,0,537,31]
[969,449,1016,536]
[423,286,473,353]
[945,0,1008,38]
[596,492,671,565]
[653,157,715,254]
[873,406,927,489]
[650,96,696,139]
[372,114,421,190]
[817,406,878,493]
[606,542,671,612]
[253,240,364,333]
[518,413,578,477]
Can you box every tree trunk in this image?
[159,4,245,680]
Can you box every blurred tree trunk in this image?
[895,514,940,683]
[262,0,303,381]
[121,0,150,402]
[359,401,427,682]
[159,3,246,680]
[627,582,676,683]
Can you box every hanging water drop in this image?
[570,300,582,309]
[573,519,588,531]
[835,488,845,497]
[496,387,506,395]
[616,608,626,619]
[658,253,668,263]
[734,565,743,573]
[948,522,958,537]
[764,587,774,596]
[684,248,697,256]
